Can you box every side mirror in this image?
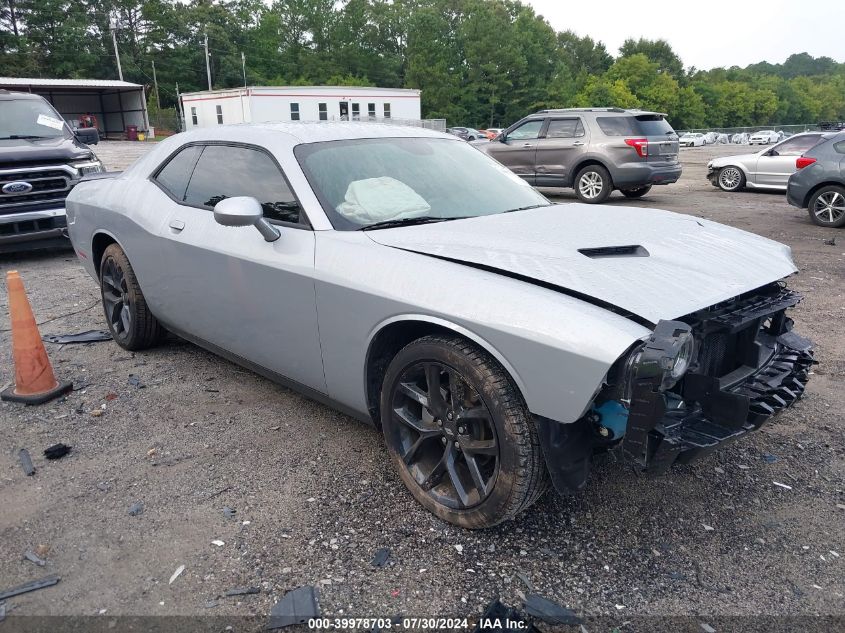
[213,196,280,242]
[74,127,99,145]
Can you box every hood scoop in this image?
[578,245,649,259]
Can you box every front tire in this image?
[100,243,166,350]
[574,165,612,203]
[621,185,652,199]
[380,335,548,529]
[717,166,745,192]
[808,185,845,228]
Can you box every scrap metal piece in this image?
[0,576,60,601]
[225,586,260,597]
[371,547,390,568]
[42,330,112,344]
[23,550,46,567]
[18,449,35,476]
[523,594,582,626]
[266,585,320,630]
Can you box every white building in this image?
[180,85,422,129]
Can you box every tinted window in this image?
[772,134,822,156]
[155,145,203,200]
[835,140,845,154]
[507,120,543,140]
[597,115,674,136]
[184,145,302,224]
[546,119,585,138]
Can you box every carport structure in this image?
[0,77,149,138]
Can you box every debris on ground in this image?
[18,449,35,476]
[515,572,533,592]
[222,507,237,519]
[23,550,46,567]
[473,599,538,632]
[42,330,112,344]
[169,565,185,585]
[823,237,836,246]
[266,585,320,630]
[0,601,5,623]
[0,576,61,601]
[127,502,144,516]
[371,547,390,568]
[522,594,582,626]
[43,443,71,460]
[773,481,793,490]
[761,453,778,463]
[211,540,225,547]
[225,586,260,597]
[34,544,50,558]
[128,374,145,388]
[700,623,716,633]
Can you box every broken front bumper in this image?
[622,285,814,472]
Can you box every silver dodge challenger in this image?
[66,123,814,528]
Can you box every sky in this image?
[523,0,845,70]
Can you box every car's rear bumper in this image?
[613,163,683,188]
[786,183,808,208]
[623,287,813,473]
[0,207,71,253]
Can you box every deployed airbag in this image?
[337,177,430,223]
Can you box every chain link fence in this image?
[676,123,820,135]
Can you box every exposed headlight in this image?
[71,158,104,176]
[626,321,696,394]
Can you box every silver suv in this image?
[480,108,681,203]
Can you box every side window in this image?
[290,103,300,121]
[191,107,197,126]
[352,103,360,121]
[368,103,376,119]
[546,119,585,139]
[318,103,327,121]
[772,134,821,156]
[506,120,543,141]
[154,145,203,200]
[215,105,223,125]
[596,117,636,136]
[383,103,391,118]
[184,145,302,225]
[835,140,845,154]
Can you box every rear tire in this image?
[574,165,612,203]
[380,335,548,529]
[717,166,745,192]
[100,244,166,351]
[621,185,652,199]
[807,185,845,228]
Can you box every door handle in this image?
[573,142,585,146]
[169,219,185,232]
[522,143,534,148]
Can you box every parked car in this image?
[479,107,681,203]
[703,132,718,144]
[66,122,813,528]
[446,127,483,141]
[707,132,831,192]
[748,130,780,145]
[787,131,845,228]
[679,133,705,147]
[0,90,103,253]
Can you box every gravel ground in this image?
[0,141,843,631]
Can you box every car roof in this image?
[180,122,453,145]
[0,89,46,101]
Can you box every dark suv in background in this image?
[480,108,681,203]
[0,90,103,253]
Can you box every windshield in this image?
[295,137,550,230]
[0,98,69,140]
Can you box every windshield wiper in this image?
[503,203,551,213]
[0,135,53,140]
[361,216,468,231]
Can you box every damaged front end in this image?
[610,282,814,471]
[540,282,815,493]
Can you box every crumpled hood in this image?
[366,204,797,323]
[0,136,92,164]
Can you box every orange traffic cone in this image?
[1,270,72,404]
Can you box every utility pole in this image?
[204,31,212,90]
[241,51,247,87]
[110,20,123,81]
[151,60,160,109]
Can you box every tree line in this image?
[2,0,843,130]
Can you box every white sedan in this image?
[748,130,780,145]
[679,133,705,147]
